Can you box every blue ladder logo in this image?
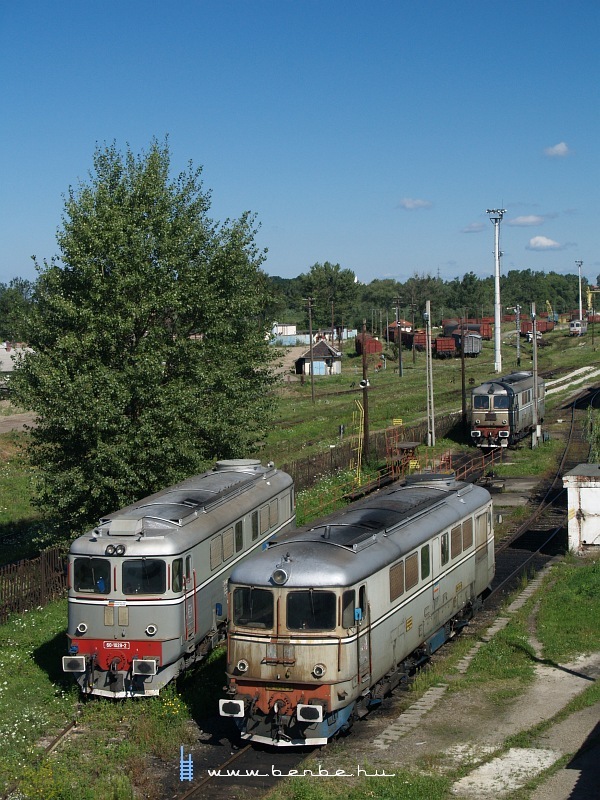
[179,746,194,782]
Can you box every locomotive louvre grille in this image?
[405,553,419,590]
[389,561,405,601]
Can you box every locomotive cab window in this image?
[172,558,183,593]
[287,590,336,631]
[233,587,273,628]
[73,557,111,594]
[473,396,490,410]
[493,395,510,409]
[122,559,166,594]
[342,589,355,628]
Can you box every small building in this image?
[0,343,30,394]
[562,465,600,551]
[294,340,342,376]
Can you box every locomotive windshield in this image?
[122,559,166,594]
[73,557,111,594]
[473,396,490,410]
[493,396,510,409]
[287,590,336,631]
[233,587,273,628]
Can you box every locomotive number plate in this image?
[103,641,131,649]
[265,684,293,692]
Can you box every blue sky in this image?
[1,1,598,287]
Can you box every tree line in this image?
[0,137,591,542]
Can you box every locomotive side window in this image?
[405,553,419,590]
[223,527,234,561]
[451,525,462,559]
[475,512,488,546]
[270,499,278,527]
[260,505,270,535]
[473,395,490,410]
[389,561,404,601]
[358,585,368,621]
[235,521,243,552]
[185,554,192,582]
[122,559,166,594]
[251,511,259,541]
[73,557,111,594]
[462,518,474,549]
[287,590,336,631]
[441,533,449,565]
[233,587,273,628]
[172,558,183,592]
[342,589,355,627]
[420,545,430,580]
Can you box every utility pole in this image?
[507,304,521,367]
[487,208,506,373]
[410,302,417,364]
[304,297,315,404]
[576,260,583,321]
[394,296,403,377]
[424,300,435,446]
[361,319,370,461]
[461,311,467,426]
[531,302,539,448]
[330,299,335,345]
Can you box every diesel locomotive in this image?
[62,459,295,698]
[219,474,495,745]
[470,371,545,449]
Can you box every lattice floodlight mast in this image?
[487,208,506,373]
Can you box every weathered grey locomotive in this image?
[470,371,545,449]
[219,474,494,745]
[62,459,295,698]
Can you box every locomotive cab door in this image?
[356,584,371,685]
[184,554,195,642]
[431,537,441,610]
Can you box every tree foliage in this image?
[298,262,358,329]
[0,278,35,340]
[14,139,278,533]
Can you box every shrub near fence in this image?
[282,412,462,491]
[0,546,67,624]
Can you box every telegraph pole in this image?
[305,297,315,404]
[487,208,506,373]
[394,296,403,377]
[361,319,370,461]
[531,302,540,448]
[424,300,435,446]
[576,260,583,321]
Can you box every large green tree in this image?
[298,261,358,329]
[14,139,278,533]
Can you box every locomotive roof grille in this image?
[98,472,263,536]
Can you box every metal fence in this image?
[281,412,462,491]
[0,546,67,624]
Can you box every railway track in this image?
[34,387,599,800]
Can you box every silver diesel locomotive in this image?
[470,371,545,449]
[220,474,494,745]
[62,459,294,698]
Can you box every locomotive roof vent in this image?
[215,459,263,472]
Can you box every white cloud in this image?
[507,215,545,226]
[527,236,561,250]
[398,197,433,210]
[544,142,570,157]
[461,222,485,233]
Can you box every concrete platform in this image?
[486,477,540,507]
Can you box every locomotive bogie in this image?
[63,460,295,698]
[221,476,495,745]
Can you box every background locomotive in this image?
[219,474,494,746]
[62,459,295,698]
[470,371,545,449]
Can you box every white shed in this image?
[562,464,600,551]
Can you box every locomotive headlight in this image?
[312,663,327,678]
[271,568,288,585]
[236,659,249,673]
[115,544,126,556]
[145,624,157,637]
[76,622,88,635]
[105,545,115,555]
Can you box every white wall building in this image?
[562,464,600,551]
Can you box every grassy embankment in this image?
[0,323,599,798]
